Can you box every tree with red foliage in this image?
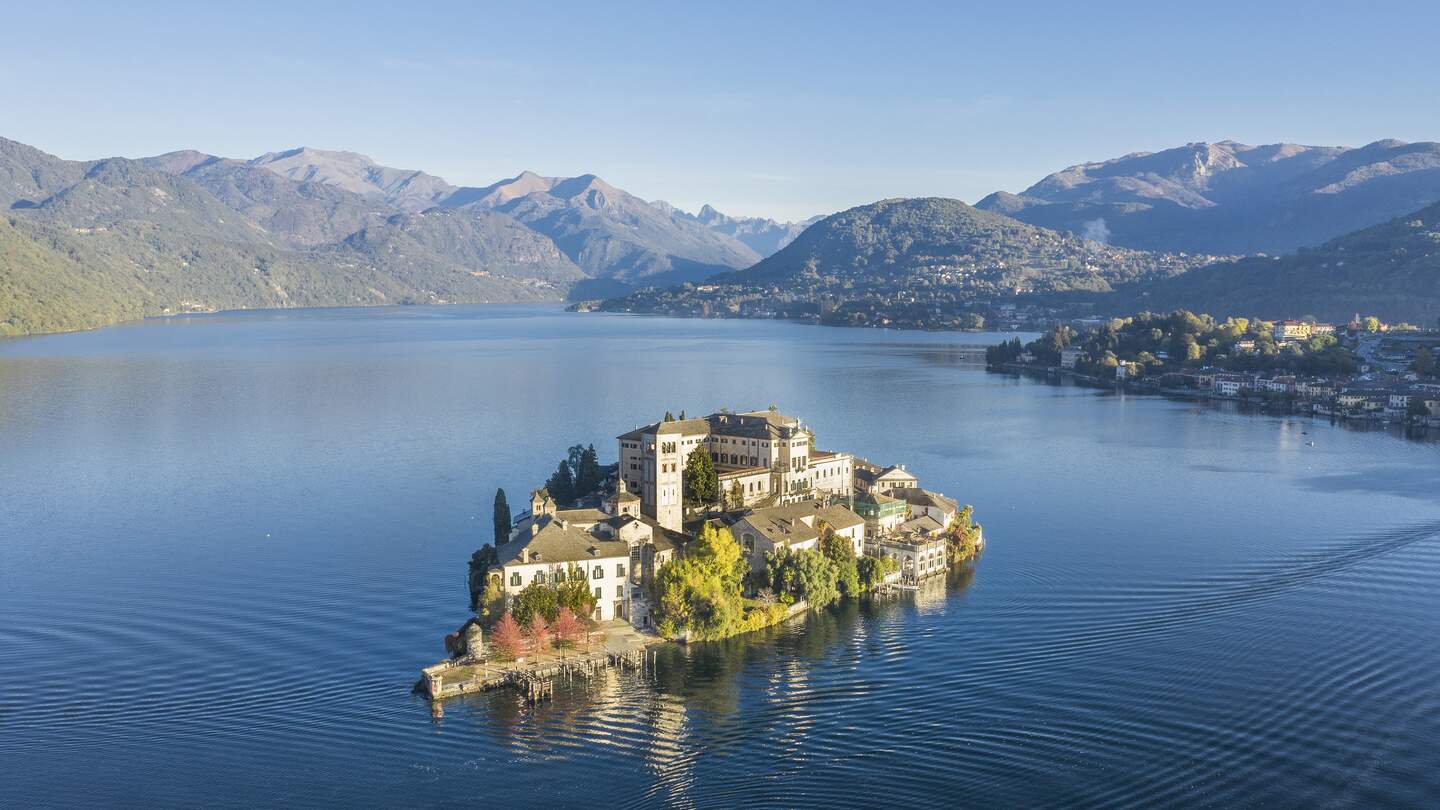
[491,612,525,661]
[527,612,550,658]
[553,607,581,648]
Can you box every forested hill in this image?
[720,197,1216,294]
[1116,201,1440,324]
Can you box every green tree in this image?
[493,488,511,547]
[544,459,575,505]
[767,547,840,608]
[858,555,899,589]
[575,444,603,498]
[683,445,719,505]
[557,570,598,619]
[512,581,560,624]
[818,525,861,597]
[650,523,747,640]
[1362,316,1381,333]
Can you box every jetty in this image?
[421,620,658,703]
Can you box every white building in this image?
[618,410,855,532]
[492,487,684,626]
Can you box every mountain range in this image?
[977,139,1440,255]
[0,137,814,335]
[6,133,1440,336]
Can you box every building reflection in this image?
[422,564,982,801]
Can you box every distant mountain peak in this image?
[978,138,1440,254]
[248,147,454,213]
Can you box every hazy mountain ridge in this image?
[446,171,763,286]
[0,137,581,335]
[248,147,457,213]
[1,135,794,334]
[978,139,1440,254]
[679,204,822,256]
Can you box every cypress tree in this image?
[493,488,511,546]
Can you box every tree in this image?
[1408,397,1430,421]
[1362,316,1381,333]
[557,572,598,619]
[1412,347,1436,376]
[512,582,560,624]
[527,613,550,656]
[767,547,840,608]
[819,524,861,597]
[650,523,747,640]
[726,480,745,510]
[683,445,719,505]
[553,607,581,648]
[544,459,575,505]
[574,444,602,499]
[858,555,898,589]
[947,505,983,562]
[493,488,511,547]
[491,613,524,661]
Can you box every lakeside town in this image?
[987,312,1440,429]
[421,408,983,702]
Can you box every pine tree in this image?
[493,488,511,546]
[545,460,575,505]
[575,444,602,497]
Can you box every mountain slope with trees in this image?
[725,197,1213,293]
[1113,200,1440,323]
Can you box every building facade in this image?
[619,410,855,531]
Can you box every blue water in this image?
[2,305,1438,808]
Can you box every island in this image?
[420,408,984,703]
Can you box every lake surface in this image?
[3,305,1439,808]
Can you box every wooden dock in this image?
[420,622,657,704]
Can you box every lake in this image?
[2,305,1438,808]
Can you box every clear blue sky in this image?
[4,1,1438,221]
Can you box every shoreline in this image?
[420,551,984,705]
[991,362,1440,435]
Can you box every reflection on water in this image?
[2,305,1439,808]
